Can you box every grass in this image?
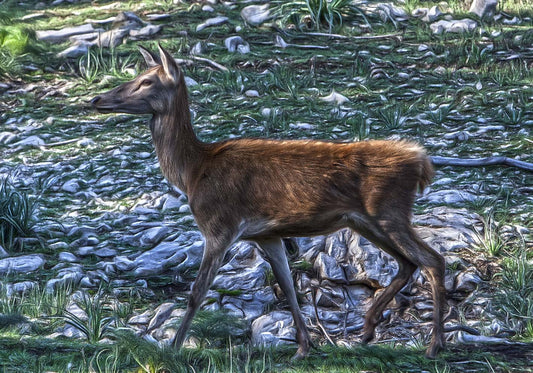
[0,177,38,252]
[0,0,532,371]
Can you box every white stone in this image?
[469,0,498,19]
[196,16,229,32]
[36,24,95,43]
[59,252,78,263]
[430,19,477,35]
[251,311,296,347]
[11,135,44,147]
[62,179,80,193]
[241,4,271,26]
[320,89,349,105]
[0,254,45,275]
[224,36,250,54]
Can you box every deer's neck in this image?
[150,86,204,195]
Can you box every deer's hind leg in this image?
[376,221,446,358]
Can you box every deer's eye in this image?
[140,79,152,87]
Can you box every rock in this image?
[62,179,81,193]
[430,19,477,35]
[11,135,44,147]
[147,302,175,331]
[454,270,483,292]
[162,194,184,211]
[139,226,170,247]
[469,0,498,19]
[114,256,135,271]
[314,252,346,283]
[36,24,96,43]
[241,4,271,26]
[96,28,130,48]
[245,90,260,97]
[320,89,350,105]
[57,42,89,58]
[132,238,203,276]
[251,311,296,347]
[59,252,78,263]
[0,254,45,275]
[423,189,478,204]
[0,245,8,258]
[224,36,250,54]
[412,5,442,23]
[129,25,162,39]
[94,248,117,258]
[185,76,199,87]
[196,16,229,32]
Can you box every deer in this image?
[91,44,446,360]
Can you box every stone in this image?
[469,0,498,19]
[11,135,44,147]
[94,248,117,258]
[132,238,204,276]
[423,189,478,204]
[129,25,162,38]
[241,4,271,26]
[59,252,78,263]
[224,36,250,54]
[196,16,229,32]
[57,42,89,58]
[430,19,477,35]
[96,28,130,48]
[0,254,45,275]
[139,226,170,247]
[251,311,296,347]
[147,302,175,331]
[62,179,81,193]
[0,245,8,258]
[412,5,442,23]
[454,270,483,292]
[314,252,346,283]
[36,24,96,43]
[320,89,349,105]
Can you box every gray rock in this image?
[129,25,162,39]
[96,28,130,48]
[224,36,250,54]
[469,0,498,19]
[133,238,204,276]
[62,179,81,193]
[430,19,477,35]
[139,226,170,247]
[36,24,96,43]
[423,189,478,204]
[11,135,45,147]
[94,248,117,258]
[147,302,175,332]
[314,252,346,283]
[0,245,8,258]
[241,4,271,26]
[196,16,229,32]
[251,311,296,347]
[57,42,90,58]
[455,270,483,292]
[0,254,45,275]
[114,256,135,271]
[59,252,78,263]
[412,6,442,22]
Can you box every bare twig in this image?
[306,32,402,41]
[312,288,336,346]
[175,56,229,72]
[431,156,533,172]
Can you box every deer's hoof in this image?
[361,331,374,344]
[291,347,309,361]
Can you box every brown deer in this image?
[91,45,446,359]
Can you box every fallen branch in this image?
[175,56,229,72]
[306,31,402,41]
[431,156,533,172]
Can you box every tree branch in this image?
[431,156,533,172]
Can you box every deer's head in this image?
[91,44,183,115]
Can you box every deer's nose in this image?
[91,96,101,106]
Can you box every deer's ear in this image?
[158,43,181,83]
[139,45,160,68]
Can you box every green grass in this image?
[0,0,532,371]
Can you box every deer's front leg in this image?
[172,237,230,349]
[255,237,311,360]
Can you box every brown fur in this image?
[91,45,445,359]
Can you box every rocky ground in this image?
[1,0,532,371]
